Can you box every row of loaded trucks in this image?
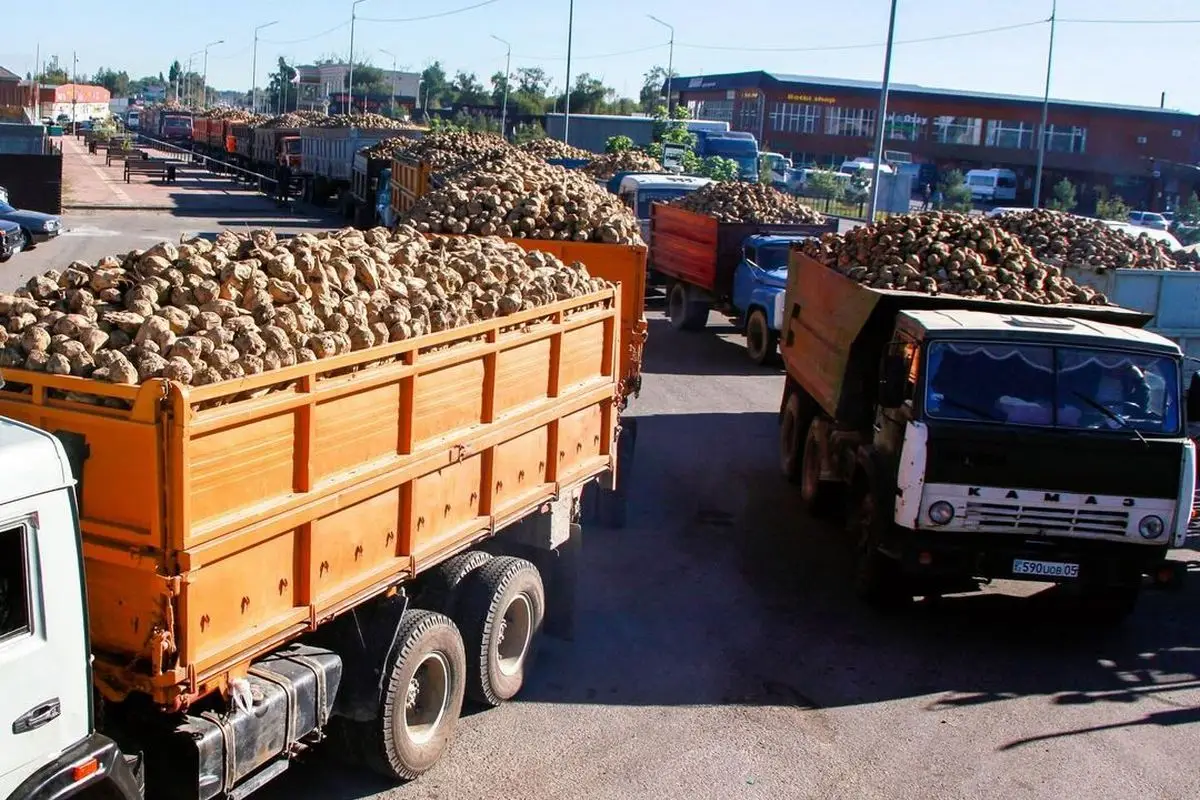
[22,127,1197,799]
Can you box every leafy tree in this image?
[489,70,510,107]
[1175,191,1200,224]
[420,61,451,108]
[92,68,131,97]
[640,65,677,112]
[759,158,774,186]
[606,135,634,153]
[700,156,740,182]
[1048,178,1077,212]
[801,169,846,202]
[265,58,299,113]
[513,122,546,143]
[1096,193,1131,222]
[35,55,69,85]
[452,71,489,106]
[939,169,974,212]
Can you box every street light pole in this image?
[490,35,511,138]
[647,15,674,116]
[186,51,203,108]
[347,0,369,114]
[71,52,78,130]
[867,0,898,222]
[563,0,575,145]
[380,49,398,116]
[252,20,279,114]
[1032,0,1057,209]
[202,39,223,109]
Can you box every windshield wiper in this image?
[1071,391,1147,445]
[938,396,1004,422]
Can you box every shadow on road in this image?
[642,316,787,378]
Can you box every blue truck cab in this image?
[732,235,801,362]
[694,130,760,181]
[375,167,394,229]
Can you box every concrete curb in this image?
[63,204,178,211]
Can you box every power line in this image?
[261,21,350,45]
[676,19,1047,52]
[513,42,668,62]
[1058,18,1200,24]
[359,0,502,23]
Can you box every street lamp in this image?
[563,0,575,145]
[186,50,204,109]
[202,39,224,109]
[380,48,398,117]
[252,20,279,113]
[1032,0,1058,208]
[347,0,370,114]
[490,35,511,139]
[647,14,674,116]
[867,0,898,222]
[71,52,78,130]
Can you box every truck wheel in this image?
[418,550,493,617]
[361,609,466,781]
[458,556,546,706]
[667,282,708,331]
[849,479,911,610]
[779,391,809,482]
[800,422,840,518]
[745,309,777,365]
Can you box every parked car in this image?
[1129,210,1170,230]
[0,198,62,247]
[0,219,21,261]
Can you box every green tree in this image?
[92,67,130,97]
[801,169,846,202]
[1096,193,1131,222]
[452,71,489,105]
[700,156,740,182]
[420,61,451,108]
[265,58,299,113]
[640,65,677,113]
[513,122,546,143]
[605,135,634,153]
[1048,178,1077,212]
[489,70,510,107]
[1175,191,1200,224]
[939,169,974,212]
[35,55,69,85]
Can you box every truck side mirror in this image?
[1188,372,1200,423]
[880,353,908,409]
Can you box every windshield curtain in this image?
[635,189,693,218]
[924,341,1180,434]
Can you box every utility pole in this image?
[647,15,674,116]
[380,49,398,116]
[1033,0,1057,209]
[867,0,898,222]
[563,0,575,145]
[252,20,279,113]
[347,0,369,114]
[202,40,223,109]
[71,51,78,131]
[490,36,511,138]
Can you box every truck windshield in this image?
[750,245,790,270]
[636,189,696,218]
[286,139,301,154]
[924,341,1180,435]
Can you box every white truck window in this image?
[0,524,30,642]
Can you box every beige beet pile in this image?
[199,108,260,123]
[362,137,416,160]
[671,182,825,225]
[306,113,423,130]
[519,138,592,162]
[0,227,609,389]
[582,150,663,181]
[259,111,330,129]
[401,154,644,245]
[799,212,1107,305]
[993,209,1185,272]
[400,131,514,171]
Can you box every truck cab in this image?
[694,131,759,181]
[280,137,302,169]
[780,255,1195,617]
[0,421,141,800]
[616,173,711,243]
[732,235,806,364]
[760,152,792,187]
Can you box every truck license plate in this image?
[1012,559,1079,579]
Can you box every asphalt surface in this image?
[6,208,1200,800]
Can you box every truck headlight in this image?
[928,501,955,526]
[42,220,56,231]
[1138,515,1165,539]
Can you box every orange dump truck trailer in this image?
[0,240,644,799]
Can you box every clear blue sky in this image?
[2,0,1198,111]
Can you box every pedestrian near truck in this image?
[274,160,292,207]
[921,183,932,210]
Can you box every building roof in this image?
[675,70,1195,119]
[0,65,21,82]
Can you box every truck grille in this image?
[965,501,1128,537]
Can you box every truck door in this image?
[0,495,91,798]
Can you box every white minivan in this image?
[965,168,1018,202]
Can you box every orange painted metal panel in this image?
[0,287,619,706]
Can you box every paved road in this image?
[6,210,1200,800]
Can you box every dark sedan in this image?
[0,218,22,262]
[0,199,62,245]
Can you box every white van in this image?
[965,168,1017,202]
[616,173,712,241]
[838,158,895,177]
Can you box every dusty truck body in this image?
[253,126,302,172]
[648,203,836,362]
[300,128,422,209]
[778,252,1195,615]
[350,152,395,229]
[0,243,644,799]
[389,154,434,217]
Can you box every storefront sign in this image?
[785,92,837,105]
[739,90,760,99]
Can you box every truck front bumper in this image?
[883,529,1173,589]
[9,733,143,800]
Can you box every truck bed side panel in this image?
[0,289,620,705]
[390,156,432,214]
[1065,267,1200,363]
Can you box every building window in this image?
[1172,129,1183,138]
[825,107,876,137]
[1043,124,1087,153]
[985,120,1036,149]
[770,102,820,134]
[883,112,927,141]
[736,97,762,133]
[932,116,982,146]
[687,99,733,123]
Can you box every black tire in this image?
[849,476,911,610]
[667,282,708,331]
[418,550,493,617]
[458,556,546,707]
[745,309,777,365]
[356,609,466,781]
[799,420,840,518]
[779,391,809,482]
[20,229,35,250]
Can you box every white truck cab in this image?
[617,173,712,242]
[0,419,142,800]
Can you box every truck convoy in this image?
[778,251,1194,614]
[299,126,422,211]
[649,203,837,362]
[0,238,646,799]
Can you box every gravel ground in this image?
[5,211,1200,800]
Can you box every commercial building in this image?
[673,71,1200,211]
[295,64,421,113]
[38,83,112,122]
[0,66,28,107]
